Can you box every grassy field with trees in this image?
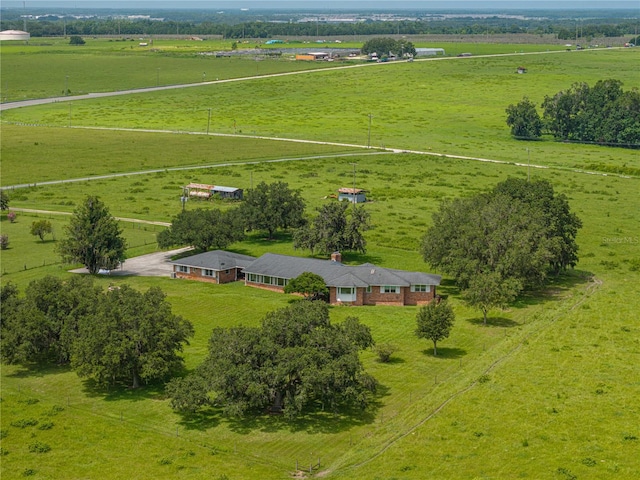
[1,39,639,479]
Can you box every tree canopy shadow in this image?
[512,269,594,309]
[426,347,467,359]
[338,251,384,266]
[174,407,222,431]
[377,356,406,365]
[4,362,71,378]
[80,378,168,403]
[434,278,460,298]
[466,316,520,328]
[219,383,390,436]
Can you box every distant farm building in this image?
[517,66,527,74]
[0,30,30,41]
[185,183,243,200]
[415,48,445,56]
[296,52,330,61]
[338,188,366,203]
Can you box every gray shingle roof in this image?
[170,250,256,270]
[243,253,441,288]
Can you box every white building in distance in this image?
[0,30,30,41]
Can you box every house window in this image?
[366,286,372,294]
[263,275,272,285]
[225,269,230,274]
[247,273,259,283]
[411,285,430,293]
[381,286,400,294]
[337,287,356,302]
[276,277,287,287]
[177,265,190,273]
[203,269,215,277]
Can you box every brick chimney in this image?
[331,252,342,263]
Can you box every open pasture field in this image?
[2,42,640,479]
[3,48,638,175]
[0,124,362,186]
[2,143,640,478]
[0,37,335,102]
[1,36,574,102]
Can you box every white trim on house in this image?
[337,286,356,302]
[411,284,431,293]
[381,285,400,294]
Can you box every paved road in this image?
[0,49,582,112]
[70,247,191,277]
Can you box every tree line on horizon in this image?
[2,15,637,40]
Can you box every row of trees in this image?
[506,79,640,147]
[421,178,582,324]
[360,37,416,58]
[160,181,371,257]
[1,277,193,388]
[3,15,637,39]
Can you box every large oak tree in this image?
[421,179,581,324]
[157,207,244,251]
[168,301,376,418]
[72,285,194,388]
[239,181,306,240]
[293,202,371,255]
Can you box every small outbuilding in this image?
[212,185,243,200]
[517,66,527,74]
[338,188,366,203]
[415,48,446,56]
[296,52,329,61]
[185,183,243,200]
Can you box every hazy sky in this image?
[5,1,639,10]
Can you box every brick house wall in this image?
[363,286,406,306]
[249,280,437,306]
[404,287,436,306]
[174,266,240,284]
[245,281,286,293]
[330,286,437,306]
[218,269,239,283]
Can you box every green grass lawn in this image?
[0,36,573,103]
[3,49,638,174]
[1,41,640,480]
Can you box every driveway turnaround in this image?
[70,247,192,277]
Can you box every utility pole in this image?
[350,163,357,205]
[367,114,373,148]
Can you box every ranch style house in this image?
[171,250,441,306]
